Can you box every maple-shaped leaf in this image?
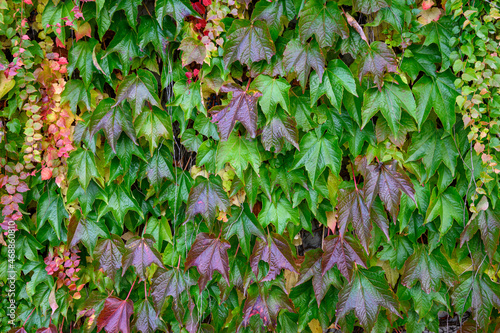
[251,0,298,40]
[223,19,276,68]
[185,233,231,290]
[283,39,325,90]
[95,235,126,280]
[67,39,98,88]
[261,107,299,152]
[151,267,195,312]
[134,299,163,333]
[138,16,173,58]
[250,233,298,281]
[242,283,294,330]
[358,41,398,90]
[122,235,164,280]
[375,112,416,148]
[322,235,367,281]
[361,77,417,135]
[67,147,100,190]
[156,0,199,34]
[135,106,173,156]
[103,21,144,75]
[89,98,137,153]
[296,248,342,306]
[336,267,400,331]
[97,183,143,222]
[309,59,357,111]
[171,79,206,120]
[215,131,261,180]
[425,187,464,236]
[452,272,500,328]
[185,175,230,223]
[145,146,174,192]
[461,200,500,262]
[336,188,371,252]
[400,44,441,82]
[114,69,161,119]
[35,325,57,333]
[362,159,416,222]
[67,215,109,255]
[250,74,290,118]
[291,131,342,186]
[8,327,27,333]
[36,190,69,240]
[61,79,92,114]
[412,71,460,132]
[97,296,134,333]
[179,37,206,66]
[401,244,456,294]
[224,204,266,257]
[210,83,262,141]
[258,191,300,234]
[406,121,459,180]
[298,0,349,48]
[352,0,389,14]
[420,17,454,70]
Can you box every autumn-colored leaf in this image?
[122,235,165,280]
[358,41,398,90]
[95,235,126,280]
[185,175,230,223]
[336,188,371,252]
[321,235,367,281]
[97,296,134,333]
[150,267,195,312]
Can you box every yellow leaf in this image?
[308,319,322,333]
[0,71,15,100]
[418,7,442,25]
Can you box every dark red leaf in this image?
[321,235,366,281]
[94,235,125,280]
[150,267,195,312]
[358,41,398,90]
[122,235,165,281]
[97,296,134,333]
[8,328,27,333]
[185,175,230,223]
[337,187,371,252]
[35,325,57,333]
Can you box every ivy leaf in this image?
[116,0,142,30]
[461,201,500,262]
[135,106,173,156]
[283,39,325,90]
[114,69,161,118]
[425,187,464,236]
[138,16,173,56]
[210,83,262,141]
[104,21,144,75]
[361,77,417,135]
[298,0,349,48]
[94,235,125,280]
[171,79,206,120]
[292,131,342,186]
[185,175,230,223]
[122,235,165,280]
[296,248,342,306]
[89,98,137,153]
[358,41,398,90]
[37,190,68,240]
[224,204,266,257]
[250,74,290,118]
[156,0,199,33]
[134,299,162,333]
[67,39,98,87]
[41,0,74,42]
[421,17,454,70]
[179,37,206,66]
[310,59,357,111]
[378,234,414,270]
[352,0,389,14]
[261,107,299,152]
[362,159,416,222]
[337,188,371,252]
[151,267,195,312]
[406,121,459,179]
[322,235,367,281]
[452,272,500,328]
[67,148,100,190]
[98,183,143,222]
[67,215,109,256]
[401,244,456,294]
[215,131,261,180]
[400,44,441,81]
[145,146,174,192]
[258,192,300,234]
[96,296,134,333]
[336,267,400,331]
[250,233,298,281]
[185,233,231,290]
[35,325,57,333]
[251,0,298,40]
[412,71,460,132]
[61,79,91,114]
[223,19,276,68]
[375,112,416,148]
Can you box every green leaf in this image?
[67,216,109,255]
[116,0,142,30]
[292,131,342,186]
[425,187,464,236]
[104,21,144,75]
[224,204,266,257]
[37,190,69,240]
[298,0,349,48]
[156,0,199,34]
[61,80,91,114]
[171,79,206,120]
[310,59,357,111]
[283,38,325,90]
[145,146,174,192]
[259,192,300,234]
[138,16,174,61]
[115,69,161,118]
[250,74,291,118]
[361,76,417,136]
[216,131,261,180]
[251,0,298,40]
[421,17,454,70]
[223,19,276,68]
[412,71,460,132]
[145,216,173,251]
[41,0,74,42]
[67,148,100,190]
[378,235,414,270]
[179,37,206,66]
[401,44,441,81]
[98,183,143,222]
[352,0,389,14]
[135,106,173,156]
[67,39,99,87]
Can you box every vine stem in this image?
[177,255,182,270]
[351,163,358,191]
[246,77,252,90]
[125,278,137,301]
[23,307,35,326]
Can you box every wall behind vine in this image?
[1,0,500,332]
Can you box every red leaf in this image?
[97,296,134,333]
[94,235,125,280]
[122,235,165,281]
[150,267,195,312]
[8,328,28,333]
[321,235,366,281]
[35,325,57,333]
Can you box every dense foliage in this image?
[1,0,500,332]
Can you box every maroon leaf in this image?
[250,233,298,282]
[283,38,325,90]
[122,235,165,281]
[185,233,231,290]
[337,187,371,252]
[134,299,162,333]
[261,107,299,152]
[95,235,126,280]
[185,175,230,223]
[35,325,57,333]
[322,235,367,281]
[150,267,195,312]
[210,83,262,141]
[97,296,134,333]
[296,248,342,306]
[8,328,27,333]
[358,41,398,90]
